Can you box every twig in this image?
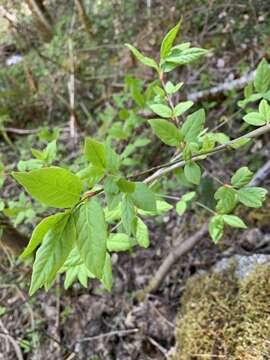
[68,38,77,141]
[77,328,139,343]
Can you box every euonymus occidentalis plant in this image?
[9,22,270,295]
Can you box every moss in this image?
[171,261,270,360]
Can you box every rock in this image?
[170,256,270,360]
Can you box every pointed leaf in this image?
[148,119,182,146]
[125,44,158,70]
[12,167,83,208]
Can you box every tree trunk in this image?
[26,0,53,42]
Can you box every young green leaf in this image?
[254,58,270,93]
[29,213,75,295]
[84,138,107,169]
[237,187,267,208]
[21,212,67,258]
[208,215,224,243]
[243,112,266,126]
[136,218,150,248]
[182,191,196,202]
[160,21,181,59]
[176,200,187,215]
[149,104,172,118]
[125,44,158,70]
[215,186,237,214]
[222,215,247,229]
[12,167,83,208]
[259,99,270,122]
[184,162,201,185]
[107,233,131,252]
[132,183,156,212]
[121,194,136,236]
[165,81,183,94]
[174,101,193,117]
[231,167,253,189]
[182,109,205,142]
[148,119,182,146]
[75,199,107,278]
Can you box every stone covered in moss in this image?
[171,259,270,360]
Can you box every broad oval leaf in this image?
[84,138,107,169]
[222,215,247,229]
[184,162,201,185]
[149,104,172,118]
[12,167,83,208]
[182,109,205,142]
[174,101,193,117]
[148,118,182,146]
[243,112,266,126]
[231,167,253,189]
[238,187,267,208]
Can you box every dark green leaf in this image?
[132,183,156,212]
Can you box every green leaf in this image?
[230,138,250,149]
[136,218,150,248]
[12,167,83,208]
[149,104,172,118]
[160,21,181,59]
[238,187,267,208]
[101,253,113,292]
[148,119,182,146]
[125,44,159,70]
[208,215,224,243]
[121,194,136,236]
[182,191,196,202]
[131,183,156,212]
[163,47,208,71]
[117,178,136,193]
[182,109,205,142]
[231,167,253,189]
[222,215,247,229]
[138,200,173,216]
[21,212,67,258]
[243,112,266,126]
[75,199,107,278]
[165,81,183,94]
[84,138,107,169]
[184,162,201,185]
[174,101,193,117]
[107,233,131,252]
[259,99,270,121]
[176,200,187,215]
[29,213,75,295]
[254,58,270,93]
[215,186,237,214]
